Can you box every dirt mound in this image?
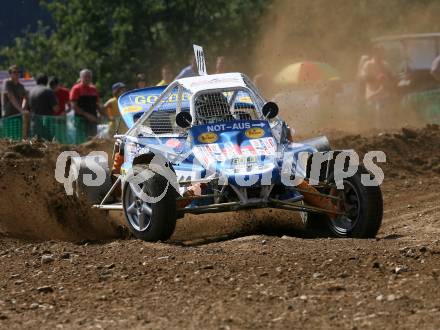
[0,139,123,241]
[331,124,440,179]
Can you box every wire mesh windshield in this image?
[195,93,234,124]
[194,89,259,124]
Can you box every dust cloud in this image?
[251,0,440,135]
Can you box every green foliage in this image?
[0,0,269,98]
[4,0,440,97]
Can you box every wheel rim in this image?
[330,180,360,235]
[124,182,153,232]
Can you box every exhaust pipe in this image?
[300,136,331,152]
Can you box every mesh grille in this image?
[194,90,259,123]
[195,93,234,124]
[144,111,175,134]
[140,87,181,135]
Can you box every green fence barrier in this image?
[0,114,96,144]
[403,89,440,124]
[30,115,68,143]
[0,115,23,141]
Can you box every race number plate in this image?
[231,156,258,167]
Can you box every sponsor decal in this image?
[166,138,182,148]
[206,122,251,132]
[250,138,276,155]
[121,105,143,114]
[198,132,218,144]
[245,127,265,139]
[133,93,190,105]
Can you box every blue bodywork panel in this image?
[121,119,316,190]
[118,86,190,129]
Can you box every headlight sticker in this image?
[245,127,265,139]
[198,132,218,144]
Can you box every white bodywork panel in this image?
[177,73,248,94]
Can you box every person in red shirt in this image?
[49,76,70,116]
[69,69,103,137]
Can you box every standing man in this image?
[175,54,198,79]
[29,73,58,116]
[49,76,70,115]
[28,73,59,140]
[2,65,28,117]
[104,82,127,136]
[70,69,102,138]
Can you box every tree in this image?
[0,0,270,97]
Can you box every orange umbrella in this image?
[274,61,340,85]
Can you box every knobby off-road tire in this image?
[71,156,112,204]
[122,164,177,242]
[303,168,383,238]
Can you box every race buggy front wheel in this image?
[122,164,177,242]
[303,168,383,238]
[70,156,112,204]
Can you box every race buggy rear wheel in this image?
[303,169,383,238]
[122,165,177,242]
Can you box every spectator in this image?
[356,54,370,108]
[70,69,102,138]
[359,46,396,109]
[430,54,440,82]
[136,73,147,89]
[156,65,173,86]
[29,73,58,116]
[104,82,127,136]
[175,54,198,79]
[2,65,28,117]
[215,56,226,74]
[49,77,71,115]
[359,45,397,128]
[28,73,59,140]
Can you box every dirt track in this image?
[0,126,440,329]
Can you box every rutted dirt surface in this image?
[0,126,440,329]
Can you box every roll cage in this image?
[127,73,267,137]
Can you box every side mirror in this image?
[262,102,279,119]
[176,111,192,128]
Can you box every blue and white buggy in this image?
[72,72,382,241]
